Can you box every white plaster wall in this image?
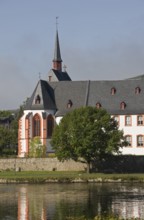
[119,115,144,155]
[20,112,144,156]
[55,116,63,125]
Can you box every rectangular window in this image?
[125,136,132,147]
[137,115,143,125]
[137,135,144,146]
[125,116,131,126]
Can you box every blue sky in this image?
[0,0,144,109]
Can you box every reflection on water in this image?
[0,183,144,219]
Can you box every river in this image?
[0,183,144,219]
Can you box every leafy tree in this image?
[0,106,23,156]
[29,137,46,158]
[51,107,126,173]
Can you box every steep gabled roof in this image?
[25,80,56,110]
[48,69,71,82]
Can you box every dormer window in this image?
[111,87,116,95]
[48,76,52,82]
[67,100,72,108]
[120,102,126,110]
[35,95,41,104]
[96,102,102,109]
[135,87,141,94]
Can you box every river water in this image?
[0,183,144,220]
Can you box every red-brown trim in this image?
[137,134,144,147]
[137,115,144,126]
[125,134,132,147]
[43,117,47,146]
[125,115,132,126]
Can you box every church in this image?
[18,30,144,157]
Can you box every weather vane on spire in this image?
[56,16,59,30]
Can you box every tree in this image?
[0,107,24,156]
[51,107,126,173]
[29,137,46,158]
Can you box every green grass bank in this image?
[1,171,144,183]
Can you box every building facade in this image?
[18,31,144,157]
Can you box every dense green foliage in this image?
[0,107,23,157]
[28,137,46,158]
[51,107,126,172]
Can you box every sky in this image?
[0,0,144,110]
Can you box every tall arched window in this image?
[33,114,41,137]
[47,115,54,138]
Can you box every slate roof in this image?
[25,75,144,115]
[49,77,144,116]
[25,80,56,110]
[48,69,71,81]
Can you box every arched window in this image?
[137,135,144,146]
[125,135,132,147]
[135,87,141,94]
[111,87,116,95]
[47,115,54,138]
[35,95,41,104]
[120,102,126,110]
[33,114,41,137]
[67,100,73,108]
[96,102,101,109]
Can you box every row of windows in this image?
[35,86,142,105]
[96,102,127,110]
[111,87,141,95]
[113,115,144,126]
[34,95,127,111]
[33,114,54,138]
[125,135,144,147]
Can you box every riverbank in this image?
[1,171,144,183]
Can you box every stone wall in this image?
[0,158,87,171]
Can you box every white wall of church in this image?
[19,110,56,157]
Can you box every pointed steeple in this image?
[53,30,62,71]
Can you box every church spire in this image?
[53,29,62,71]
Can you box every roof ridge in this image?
[84,80,90,106]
